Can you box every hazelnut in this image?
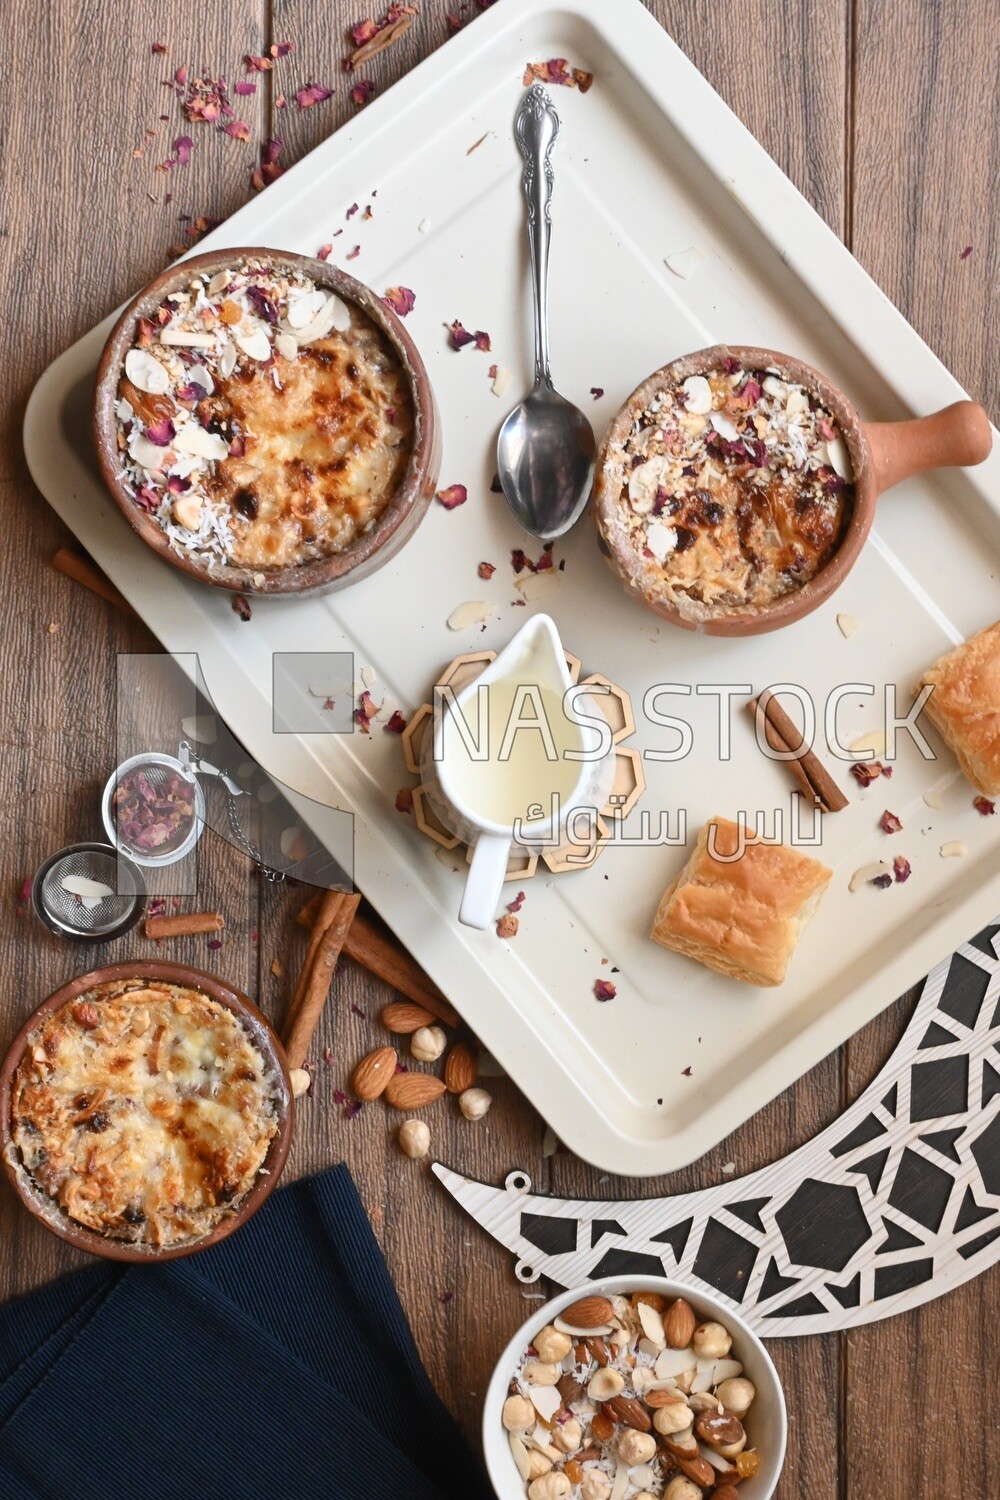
[580,1474,611,1500]
[289,1067,311,1098]
[172,494,203,531]
[533,1325,573,1364]
[523,1360,561,1386]
[687,1390,723,1414]
[652,1399,693,1435]
[552,1416,582,1454]
[527,1475,571,1500]
[586,1366,625,1401]
[524,1450,552,1480]
[692,1320,732,1358]
[459,1086,492,1120]
[397,1119,431,1159]
[616,1429,656,1466]
[663,1479,702,1500]
[501,1394,534,1432]
[410,1024,446,1062]
[716,1376,755,1416]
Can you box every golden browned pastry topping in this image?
[10,980,280,1247]
[609,363,854,611]
[113,261,414,572]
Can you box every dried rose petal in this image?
[384,710,406,734]
[880,810,903,834]
[350,79,374,105]
[346,245,361,260]
[383,285,416,316]
[351,18,380,45]
[395,787,413,813]
[234,80,257,95]
[850,761,881,787]
[251,137,284,191]
[245,53,273,71]
[151,41,167,53]
[145,418,176,446]
[439,1290,454,1305]
[271,40,295,57]
[490,473,503,493]
[473,329,491,352]
[507,890,526,913]
[893,856,912,883]
[447,319,475,350]
[590,386,604,399]
[523,58,593,91]
[974,796,996,815]
[224,120,251,141]
[594,979,616,1001]
[478,561,496,580]
[436,483,468,510]
[246,285,279,323]
[295,82,334,108]
[346,203,359,219]
[960,245,973,260]
[317,243,333,261]
[870,872,893,889]
[681,1065,693,1077]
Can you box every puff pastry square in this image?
[651,816,832,987]
[915,619,1000,796]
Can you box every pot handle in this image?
[863,400,992,497]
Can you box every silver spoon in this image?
[497,85,596,542]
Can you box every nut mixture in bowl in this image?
[110,258,414,575]
[7,977,283,1249]
[599,357,854,619]
[502,1292,764,1499]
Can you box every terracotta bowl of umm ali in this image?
[0,962,293,1262]
[593,343,992,636]
[93,248,440,597]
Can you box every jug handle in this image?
[460,833,512,930]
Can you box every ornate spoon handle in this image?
[514,84,560,389]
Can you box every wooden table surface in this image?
[2,2,998,1495]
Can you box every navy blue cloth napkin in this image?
[0,1164,493,1500]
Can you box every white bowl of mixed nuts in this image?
[483,1276,786,1500]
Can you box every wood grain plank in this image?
[848,7,1000,1495]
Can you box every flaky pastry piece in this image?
[650,816,832,987]
[915,619,1000,796]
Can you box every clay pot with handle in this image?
[593,344,993,636]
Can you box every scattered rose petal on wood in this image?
[350,1003,366,1018]
[594,979,616,1001]
[295,82,334,108]
[893,856,912,883]
[251,137,284,191]
[960,245,973,259]
[271,40,295,57]
[224,120,251,141]
[346,5,416,70]
[384,710,407,734]
[478,561,496,580]
[974,795,996,815]
[496,913,519,938]
[208,937,223,950]
[439,1290,454,1305]
[350,79,375,105]
[880,809,903,834]
[232,594,252,621]
[234,80,257,95]
[275,93,287,108]
[523,58,594,91]
[151,41,167,53]
[436,483,468,510]
[395,787,413,813]
[383,285,416,316]
[245,53,273,71]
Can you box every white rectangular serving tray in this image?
[25,0,1000,1175]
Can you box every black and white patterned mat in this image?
[435,922,1000,1333]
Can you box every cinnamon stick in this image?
[349,12,412,69]
[53,547,136,617]
[746,694,848,813]
[284,892,361,1069]
[144,911,225,939]
[297,896,459,1028]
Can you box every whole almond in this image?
[560,1295,614,1330]
[351,1046,398,1100]
[604,1395,651,1433]
[444,1042,477,1093]
[663,1296,697,1349]
[384,1071,447,1110]
[557,1374,584,1405]
[381,1001,436,1034]
[679,1455,715,1488]
[585,1337,611,1367]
